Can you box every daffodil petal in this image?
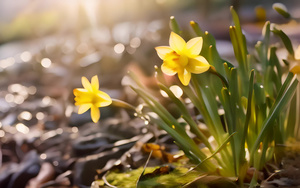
[91,75,99,91]
[161,63,177,76]
[155,46,173,60]
[290,64,300,81]
[91,105,100,123]
[291,65,300,74]
[295,45,300,60]
[74,90,93,105]
[178,69,191,86]
[95,101,111,107]
[186,56,210,74]
[75,101,86,106]
[98,91,112,101]
[73,88,87,96]
[78,103,92,114]
[82,77,93,92]
[75,95,93,105]
[169,32,186,54]
[186,37,203,56]
[96,91,112,107]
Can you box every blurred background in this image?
[1,0,299,76]
[0,0,300,187]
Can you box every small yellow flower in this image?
[290,65,300,81]
[155,32,210,86]
[291,45,300,81]
[73,76,112,123]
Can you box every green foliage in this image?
[272,3,291,19]
[119,5,299,187]
[96,166,205,188]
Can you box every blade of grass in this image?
[229,26,243,66]
[157,82,212,150]
[239,70,255,168]
[147,114,217,172]
[269,47,283,86]
[185,132,237,175]
[137,151,153,188]
[131,86,187,137]
[251,77,298,153]
[285,94,297,140]
[262,21,270,51]
[192,75,226,143]
[230,6,248,67]
[170,16,181,34]
[272,28,294,56]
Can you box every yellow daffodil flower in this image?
[291,65,300,81]
[155,32,210,86]
[73,76,112,123]
[291,45,300,81]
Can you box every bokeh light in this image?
[114,43,125,54]
[16,123,30,134]
[20,51,32,62]
[41,58,52,68]
[18,111,33,121]
[36,112,45,120]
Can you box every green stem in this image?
[208,66,229,88]
[170,16,181,34]
[111,99,137,111]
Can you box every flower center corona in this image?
[165,52,188,69]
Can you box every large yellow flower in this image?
[155,32,210,86]
[73,76,112,123]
